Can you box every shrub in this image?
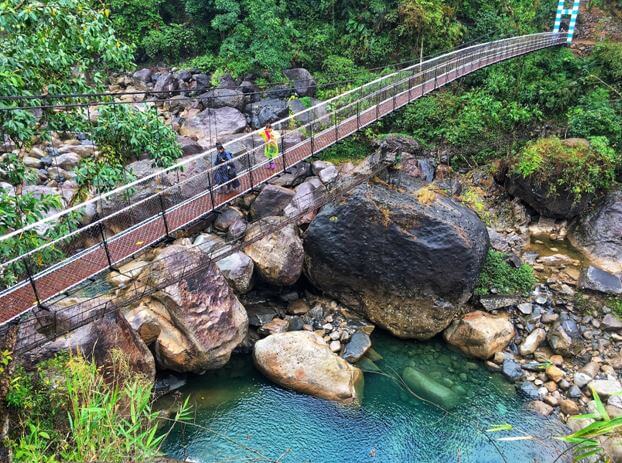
[567,89,622,147]
[591,41,622,84]
[319,136,372,165]
[93,105,182,168]
[512,136,619,201]
[475,250,536,296]
[142,23,203,62]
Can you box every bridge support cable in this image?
[0,32,569,327]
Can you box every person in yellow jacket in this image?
[259,123,279,169]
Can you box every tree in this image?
[0,0,134,147]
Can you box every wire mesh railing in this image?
[0,32,569,327]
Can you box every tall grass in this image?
[7,349,190,463]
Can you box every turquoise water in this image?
[162,332,568,463]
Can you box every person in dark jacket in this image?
[214,143,240,193]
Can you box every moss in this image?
[475,250,537,296]
[512,136,619,201]
[459,187,492,226]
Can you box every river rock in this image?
[479,295,521,311]
[215,207,244,232]
[139,246,248,373]
[443,311,514,359]
[199,88,245,110]
[250,184,295,219]
[133,68,153,82]
[589,379,622,400]
[180,107,247,142]
[520,328,546,356]
[216,251,254,294]
[341,331,372,363]
[547,323,580,356]
[603,314,622,331]
[304,181,489,340]
[247,98,289,129]
[283,68,316,97]
[402,366,460,409]
[502,358,524,381]
[253,331,364,403]
[528,400,554,416]
[244,216,304,286]
[569,190,622,274]
[578,266,622,295]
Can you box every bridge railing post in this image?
[206,166,216,207]
[158,193,172,240]
[281,134,287,172]
[23,256,43,309]
[94,213,116,272]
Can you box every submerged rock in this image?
[443,311,514,359]
[304,181,489,340]
[402,366,460,410]
[253,331,364,403]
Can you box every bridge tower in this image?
[553,0,581,43]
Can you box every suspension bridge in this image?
[0,28,577,351]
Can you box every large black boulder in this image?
[304,181,489,339]
[505,173,593,219]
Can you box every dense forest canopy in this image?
[108,0,556,75]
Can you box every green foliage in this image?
[183,53,221,73]
[319,136,373,165]
[92,106,182,168]
[214,0,297,77]
[0,0,133,147]
[73,106,181,197]
[567,89,622,148]
[143,23,205,62]
[609,297,622,319]
[108,0,165,47]
[475,250,536,296]
[591,41,622,85]
[561,387,622,461]
[7,351,191,463]
[513,136,619,200]
[0,155,80,288]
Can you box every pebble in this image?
[545,365,565,383]
[535,295,548,305]
[517,303,533,315]
[529,400,553,416]
[542,312,559,323]
[560,399,580,415]
[322,323,333,331]
[573,372,592,388]
[544,395,559,407]
[568,385,583,399]
[329,340,341,353]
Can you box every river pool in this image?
[162,331,569,463]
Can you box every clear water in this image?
[162,332,569,463]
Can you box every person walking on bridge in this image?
[259,123,279,169]
[214,143,240,194]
